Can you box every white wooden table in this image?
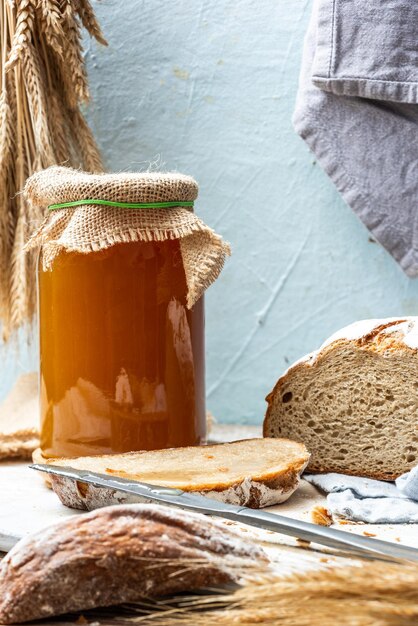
[1,424,417,555]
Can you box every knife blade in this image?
[30,463,418,564]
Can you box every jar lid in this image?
[25,167,230,308]
[25,166,198,208]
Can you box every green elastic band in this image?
[48,199,195,211]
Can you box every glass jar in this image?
[38,238,206,458]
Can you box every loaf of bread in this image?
[0,503,265,624]
[45,438,309,509]
[264,318,418,480]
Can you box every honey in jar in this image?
[26,168,229,458]
[39,240,205,457]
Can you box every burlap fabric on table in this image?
[25,167,230,307]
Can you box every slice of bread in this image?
[264,318,418,480]
[46,438,309,510]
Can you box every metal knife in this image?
[31,463,418,564]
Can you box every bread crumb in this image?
[296,538,311,548]
[75,617,88,625]
[311,505,332,527]
[395,537,401,542]
[320,557,329,563]
[363,531,376,537]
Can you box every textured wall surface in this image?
[3,0,418,423]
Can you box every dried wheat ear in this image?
[130,561,418,626]
[0,0,106,338]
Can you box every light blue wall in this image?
[3,0,418,423]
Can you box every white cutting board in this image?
[1,457,417,554]
[0,461,84,551]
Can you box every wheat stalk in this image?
[0,0,105,338]
[76,0,107,46]
[0,3,15,278]
[9,200,28,330]
[4,0,34,71]
[0,90,14,278]
[22,43,55,164]
[36,0,65,58]
[60,1,89,104]
[110,561,418,626]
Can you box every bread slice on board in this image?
[264,317,418,480]
[45,438,309,510]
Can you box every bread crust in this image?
[0,504,265,624]
[263,318,418,480]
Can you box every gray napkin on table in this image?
[305,466,418,523]
[293,0,418,276]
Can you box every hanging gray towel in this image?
[305,466,418,523]
[293,0,418,275]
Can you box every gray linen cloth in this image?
[305,466,418,523]
[293,0,418,275]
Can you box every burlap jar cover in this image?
[25,167,230,307]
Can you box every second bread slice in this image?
[46,438,309,510]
